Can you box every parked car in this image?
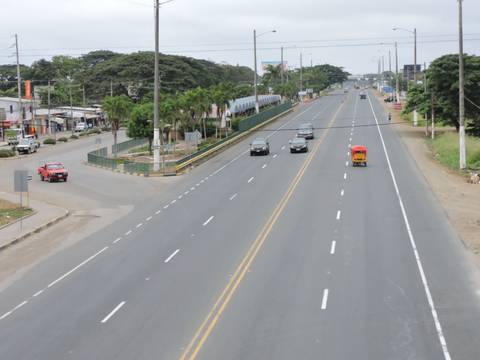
[24,134,40,149]
[297,123,314,139]
[250,138,270,156]
[37,162,68,182]
[6,128,23,146]
[289,137,308,153]
[360,93,367,99]
[16,138,38,154]
[74,123,87,132]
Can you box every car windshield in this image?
[299,124,312,130]
[18,139,30,145]
[292,138,306,145]
[252,139,266,146]
[47,164,64,170]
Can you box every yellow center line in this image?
[180,96,347,360]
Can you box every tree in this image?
[103,95,133,155]
[127,103,154,153]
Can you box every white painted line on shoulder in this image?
[321,289,329,310]
[155,210,161,215]
[262,164,267,169]
[163,204,169,209]
[47,247,109,288]
[272,154,278,158]
[367,95,452,360]
[101,301,126,324]
[33,289,44,297]
[229,193,238,201]
[0,311,12,320]
[125,230,132,236]
[340,189,344,197]
[113,237,122,244]
[203,216,214,226]
[248,177,254,183]
[146,216,152,222]
[345,161,349,167]
[164,249,180,263]
[136,223,143,228]
[344,173,347,180]
[336,210,341,220]
[330,241,336,254]
[13,300,28,311]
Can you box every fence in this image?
[238,101,292,132]
[112,138,149,154]
[87,147,118,170]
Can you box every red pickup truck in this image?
[38,162,69,182]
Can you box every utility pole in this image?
[431,93,435,140]
[300,53,303,92]
[110,80,113,97]
[458,0,466,169]
[424,62,428,136]
[395,42,400,103]
[15,34,22,132]
[413,28,418,127]
[253,29,259,114]
[153,0,161,171]
[69,82,74,135]
[280,46,284,86]
[82,84,86,107]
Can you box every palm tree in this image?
[103,95,133,156]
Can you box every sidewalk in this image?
[0,191,69,251]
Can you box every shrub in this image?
[469,149,480,170]
[79,132,88,137]
[70,134,79,140]
[0,149,16,158]
[58,137,68,142]
[43,138,56,145]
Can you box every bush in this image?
[0,149,16,158]
[79,132,88,137]
[43,138,56,145]
[469,149,480,170]
[70,134,79,140]
[58,137,68,142]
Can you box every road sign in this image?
[14,170,29,192]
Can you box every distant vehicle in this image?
[250,138,270,156]
[16,138,38,154]
[38,162,68,182]
[384,96,394,103]
[6,128,23,145]
[360,93,367,100]
[289,137,308,153]
[351,145,367,167]
[24,134,40,149]
[297,123,314,139]
[74,122,87,132]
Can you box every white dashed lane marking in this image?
[229,193,238,201]
[330,241,336,254]
[203,216,214,226]
[321,289,329,310]
[101,301,126,324]
[164,249,180,263]
[248,177,254,183]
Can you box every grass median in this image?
[0,199,33,227]
[428,132,480,171]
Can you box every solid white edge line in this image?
[0,310,13,320]
[247,177,254,183]
[336,210,341,220]
[367,95,452,360]
[47,247,109,288]
[164,249,180,263]
[321,289,329,310]
[33,289,44,297]
[203,216,214,226]
[101,301,126,324]
[330,241,336,254]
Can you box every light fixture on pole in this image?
[253,29,276,114]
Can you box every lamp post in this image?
[458,0,466,169]
[253,29,276,114]
[393,26,418,126]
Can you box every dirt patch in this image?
[379,96,480,265]
[0,199,33,227]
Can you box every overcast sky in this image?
[0,0,479,75]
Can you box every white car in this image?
[74,123,87,132]
[16,138,38,154]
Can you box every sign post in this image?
[14,170,29,231]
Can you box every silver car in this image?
[297,123,314,139]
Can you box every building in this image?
[0,96,40,137]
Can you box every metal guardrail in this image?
[87,147,118,170]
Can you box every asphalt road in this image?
[1,90,480,360]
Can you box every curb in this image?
[0,209,70,252]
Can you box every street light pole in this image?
[300,53,303,92]
[253,29,259,114]
[280,46,284,86]
[458,0,466,169]
[153,0,161,171]
[395,42,400,103]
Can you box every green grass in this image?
[429,132,480,171]
[0,206,33,227]
[128,144,150,154]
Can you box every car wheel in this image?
[250,152,254,156]
[290,149,294,153]
[64,178,68,182]
[49,176,54,183]
[40,175,44,181]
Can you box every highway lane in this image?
[0,93,344,359]
[181,90,480,360]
